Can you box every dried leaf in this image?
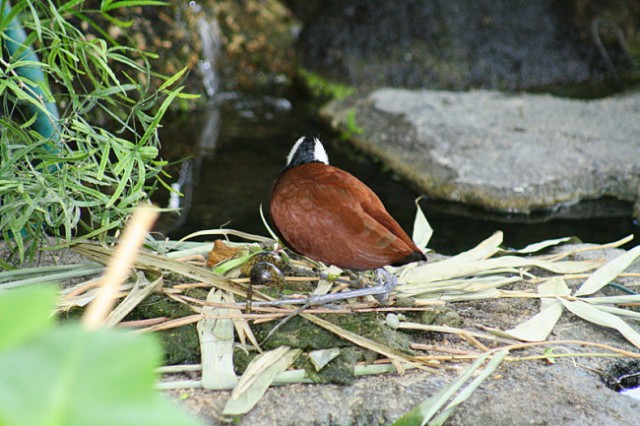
[207,240,241,266]
[575,245,640,297]
[561,299,640,349]
[198,290,238,390]
[595,305,640,320]
[392,350,508,426]
[503,237,573,254]
[309,348,341,371]
[222,347,301,416]
[504,278,569,342]
[429,350,508,426]
[584,294,640,305]
[449,231,504,263]
[221,292,261,351]
[398,276,520,298]
[400,255,598,286]
[412,198,433,252]
[105,271,163,327]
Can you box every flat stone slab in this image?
[321,89,640,214]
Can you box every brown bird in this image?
[270,136,425,287]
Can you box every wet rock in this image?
[289,0,619,91]
[321,88,640,216]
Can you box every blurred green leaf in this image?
[0,287,202,426]
[0,286,56,351]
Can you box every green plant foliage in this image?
[339,109,364,141]
[0,0,195,262]
[0,284,56,351]
[297,67,356,101]
[0,286,202,426]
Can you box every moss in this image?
[255,312,414,355]
[255,316,347,351]
[419,306,465,328]
[124,290,207,365]
[158,326,200,365]
[298,347,363,385]
[297,67,357,101]
[233,346,256,375]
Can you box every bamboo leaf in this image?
[222,347,301,416]
[450,231,504,263]
[399,275,520,298]
[575,245,640,297]
[220,292,261,351]
[584,294,640,305]
[504,237,573,254]
[561,299,640,349]
[595,305,640,321]
[309,348,341,371]
[429,350,508,426]
[199,290,238,390]
[400,255,599,286]
[504,278,569,342]
[105,271,163,327]
[392,350,507,426]
[412,198,433,252]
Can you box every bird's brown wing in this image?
[270,163,423,270]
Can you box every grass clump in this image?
[0,0,195,263]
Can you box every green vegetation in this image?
[0,0,195,262]
[339,108,364,141]
[297,67,356,101]
[0,285,201,426]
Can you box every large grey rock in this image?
[321,89,640,214]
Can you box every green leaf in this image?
[101,0,169,12]
[157,67,189,92]
[0,326,202,426]
[575,244,640,297]
[0,286,57,351]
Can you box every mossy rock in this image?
[254,312,414,354]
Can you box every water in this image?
[621,386,640,400]
[154,92,639,255]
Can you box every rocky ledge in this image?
[321,89,640,217]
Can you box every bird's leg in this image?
[338,270,366,288]
[243,268,399,310]
[372,268,397,303]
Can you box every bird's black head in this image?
[284,136,329,170]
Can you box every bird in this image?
[269,136,426,292]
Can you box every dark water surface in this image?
[154,93,639,255]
